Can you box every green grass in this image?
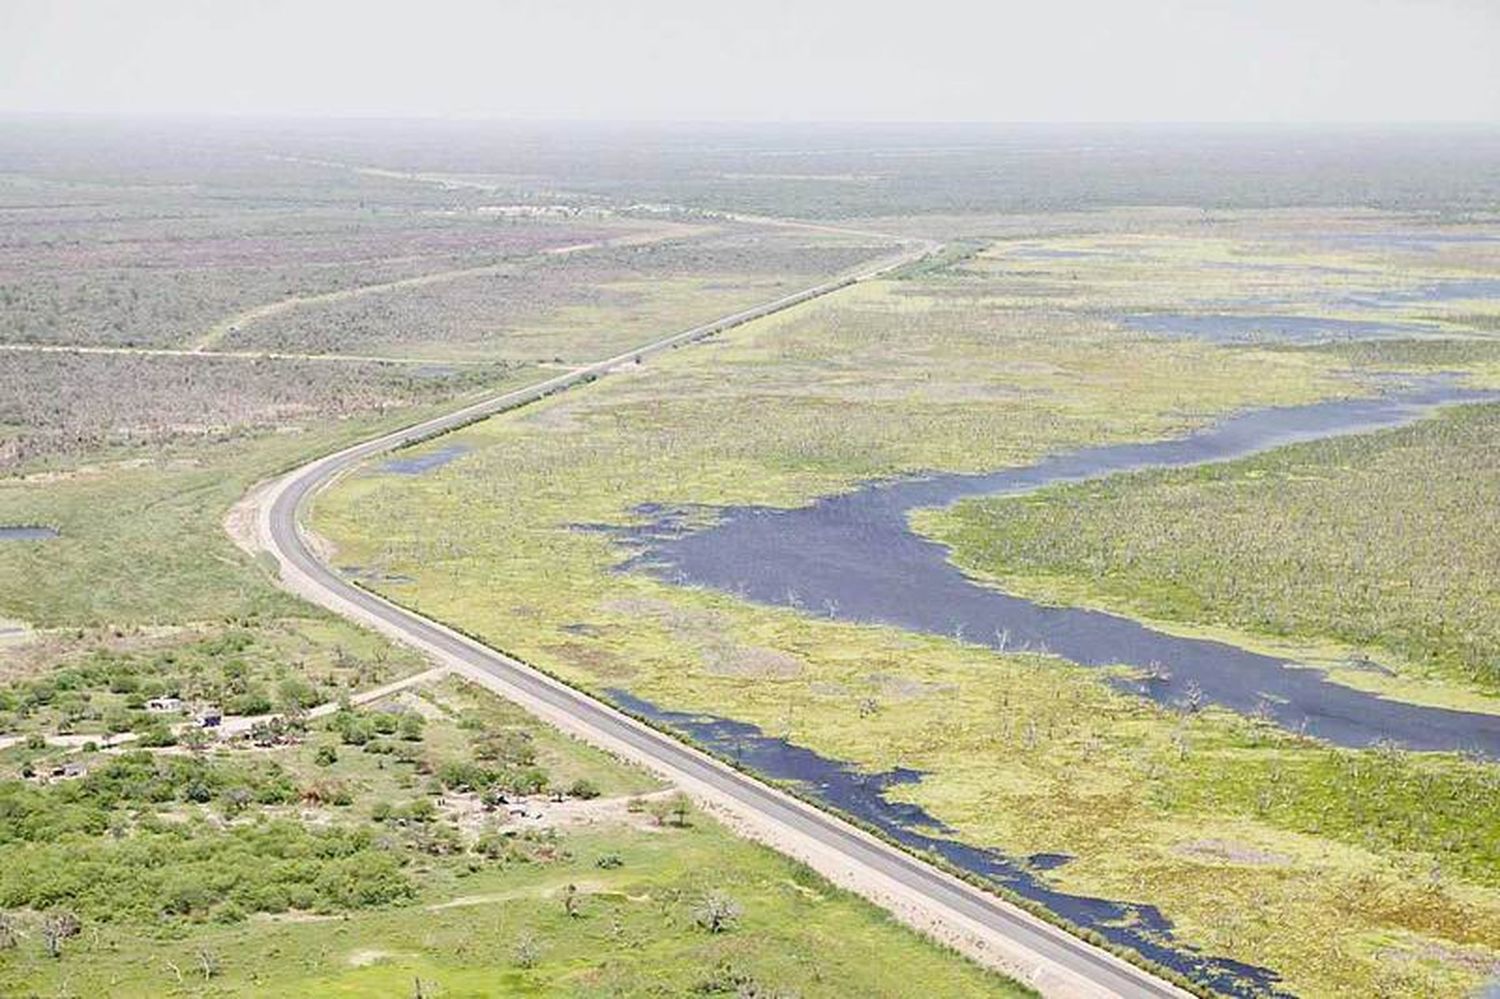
[0,617,426,739]
[920,402,1500,690]
[0,364,548,629]
[0,677,1023,998]
[223,227,893,363]
[0,234,1023,995]
[311,216,1500,997]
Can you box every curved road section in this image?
[246,239,1189,998]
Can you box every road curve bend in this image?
[245,237,1191,999]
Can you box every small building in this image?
[145,696,183,714]
[43,762,87,782]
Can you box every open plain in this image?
[312,207,1500,997]
[3,116,1500,997]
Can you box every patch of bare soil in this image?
[520,398,590,431]
[1173,839,1292,867]
[1375,939,1500,975]
[373,689,448,721]
[703,642,804,679]
[603,596,726,635]
[224,480,270,556]
[602,596,805,679]
[865,672,954,700]
[18,456,203,485]
[427,879,615,912]
[0,617,34,649]
[441,789,678,839]
[0,623,191,683]
[253,911,342,924]
[544,641,636,680]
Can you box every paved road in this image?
[252,239,1190,998]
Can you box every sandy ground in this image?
[441,788,678,839]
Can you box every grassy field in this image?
[919,402,1500,691]
[312,211,1500,996]
[0,365,552,629]
[0,675,1019,997]
[0,145,653,350]
[0,140,1023,996]
[8,119,1500,995]
[224,227,896,362]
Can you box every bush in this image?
[0,820,416,921]
[693,892,743,934]
[403,798,437,823]
[135,724,176,748]
[213,902,247,924]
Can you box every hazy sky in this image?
[2,0,1496,121]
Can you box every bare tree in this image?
[693,892,742,934]
[513,930,542,969]
[669,791,692,828]
[1180,680,1204,714]
[41,910,80,959]
[0,912,19,950]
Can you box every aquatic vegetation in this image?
[926,402,1500,689]
[315,213,1500,996]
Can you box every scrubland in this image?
[0,674,1013,997]
[922,403,1500,691]
[7,115,1500,995]
[0,136,992,995]
[222,228,893,361]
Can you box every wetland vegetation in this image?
[6,116,1500,996]
[315,209,1500,996]
[923,402,1500,692]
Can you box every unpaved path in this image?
[185,222,705,353]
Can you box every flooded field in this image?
[0,526,58,541]
[1121,313,1433,343]
[380,444,472,475]
[610,687,1291,997]
[609,381,1500,754]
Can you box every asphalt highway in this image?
[254,239,1190,998]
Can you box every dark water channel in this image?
[608,688,1291,997]
[381,444,471,475]
[0,526,59,541]
[607,381,1500,755]
[585,381,1500,995]
[1121,313,1432,344]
